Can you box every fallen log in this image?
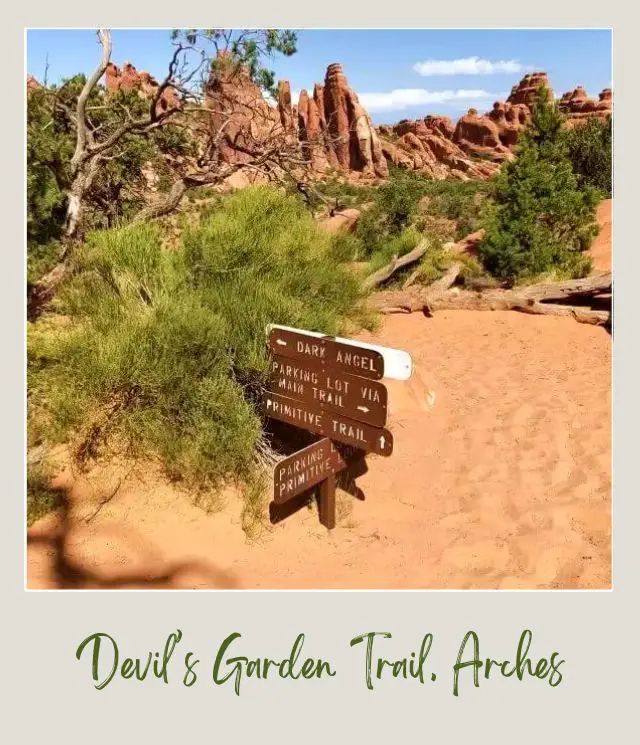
[402,260,463,292]
[370,272,612,327]
[362,239,430,291]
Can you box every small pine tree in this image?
[479,86,600,282]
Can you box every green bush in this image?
[356,167,488,257]
[26,78,194,285]
[27,458,63,527]
[28,188,365,528]
[419,180,489,240]
[563,116,612,196]
[329,231,362,262]
[367,228,422,273]
[478,87,599,282]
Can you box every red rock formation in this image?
[204,54,282,166]
[507,72,554,106]
[105,62,180,113]
[27,75,41,96]
[65,61,611,186]
[320,63,388,179]
[297,88,329,171]
[377,115,501,180]
[277,80,296,135]
[488,101,529,147]
[423,115,455,140]
[559,85,613,126]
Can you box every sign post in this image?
[318,473,336,530]
[262,325,411,529]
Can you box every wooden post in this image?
[318,472,336,530]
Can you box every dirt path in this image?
[27,310,611,590]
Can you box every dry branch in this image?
[362,239,430,291]
[370,272,612,326]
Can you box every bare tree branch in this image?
[71,29,112,174]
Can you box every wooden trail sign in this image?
[267,324,413,381]
[263,324,412,529]
[268,354,388,428]
[273,437,361,505]
[268,327,384,381]
[262,391,393,456]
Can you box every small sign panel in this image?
[263,391,393,456]
[268,354,388,428]
[274,437,356,504]
[267,324,413,381]
[268,328,384,381]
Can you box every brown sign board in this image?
[268,354,388,428]
[274,437,362,504]
[262,391,393,457]
[268,328,384,381]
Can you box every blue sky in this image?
[26,29,612,124]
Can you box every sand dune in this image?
[27,309,611,590]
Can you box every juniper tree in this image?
[479,86,600,282]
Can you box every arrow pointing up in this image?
[379,434,386,449]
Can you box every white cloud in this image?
[413,57,531,77]
[358,88,502,113]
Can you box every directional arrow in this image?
[357,405,370,413]
[379,434,386,450]
[275,338,287,346]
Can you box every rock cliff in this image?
[27,65,612,185]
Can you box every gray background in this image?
[4,4,636,742]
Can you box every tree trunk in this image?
[132,179,189,223]
[370,272,612,327]
[27,260,70,321]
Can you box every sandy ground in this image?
[27,311,611,590]
[27,202,612,590]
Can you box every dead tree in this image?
[28,29,310,319]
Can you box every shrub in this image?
[367,228,422,273]
[26,78,194,285]
[357,167,489,256]
[27,458,63,527]
[329,231,362,262]
[28,188,365,528]
[478,87,599,282]
[563,116,612,196]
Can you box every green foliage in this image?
[27,88,73,247]
[174,29,297,98]
[355,167,488,256]
[27,459,63,527]
[356,167,426,251]
[329,231,362,262]
[367,228,422,273]
[26,75,193,284]
[563,116,612,196]
[478,87,599,282]
[415,180,489,241]
[28,189,364,527]
[409,244,454,286]
[306,177,375,212]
